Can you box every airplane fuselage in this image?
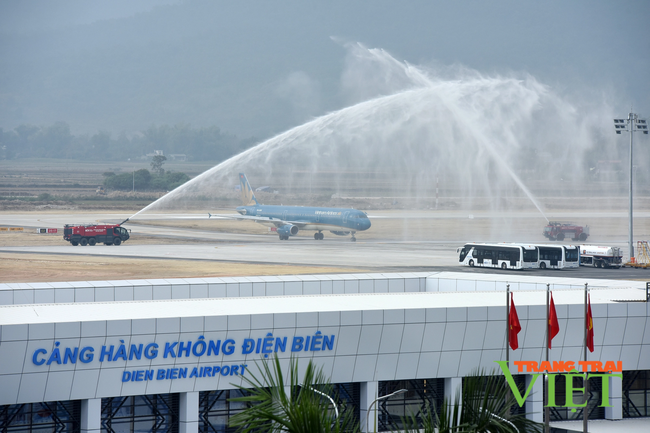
[236,205,371,233]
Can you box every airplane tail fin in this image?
[239,173,258,206]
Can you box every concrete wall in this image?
[0,273,429,305]
[3,271,641,306]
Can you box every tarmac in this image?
[2,211,650,279]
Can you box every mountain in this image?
[1,0,648,138]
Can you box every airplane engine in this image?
[277,224,299,236]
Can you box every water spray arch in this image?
[131,46,607,220]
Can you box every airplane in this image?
[209,173,371,241]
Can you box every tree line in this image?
[103,169,190,192]
[0,122,258,162]
[101,155,191,191]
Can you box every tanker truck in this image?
[579,245,623,268]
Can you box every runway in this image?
[2,211,649,280]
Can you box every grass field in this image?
[0,158,217,199]
[4,158,649,212]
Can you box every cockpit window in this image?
[358,213,368,219]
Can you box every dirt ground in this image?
[0,252,363,283]
[0,225,367,283]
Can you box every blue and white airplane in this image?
[210,173,371,241]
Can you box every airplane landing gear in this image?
[350,231,357,242]
[314,232,324,240]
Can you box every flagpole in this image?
[506,284,510,367]
[506,284,510,417]
[545,283,550,433]
[583,283,589,433]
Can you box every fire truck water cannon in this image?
[543,221,589,242]
[63,220,130,246]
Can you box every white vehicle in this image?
[535,244,580,269]
[457,243,539,269]
[579,245,623,268]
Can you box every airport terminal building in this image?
[1,272,649,432]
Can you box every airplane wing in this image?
[208,213,309,228]
[207,213,243,220]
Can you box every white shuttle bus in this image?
[536,244,580,269]
[457,243,539,269]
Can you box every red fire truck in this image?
[542,221,589,241]
[63,219,130,246]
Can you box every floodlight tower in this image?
[614,113,648,260]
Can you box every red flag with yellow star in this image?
[509,293,521,350]
[548,292,560,349]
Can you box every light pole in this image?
[365,388,407,433]
[614,113,648,260]
[302,385,339,420]
[479,406,519,433]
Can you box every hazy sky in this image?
[0,0,178,32]
[1,0,648,138]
